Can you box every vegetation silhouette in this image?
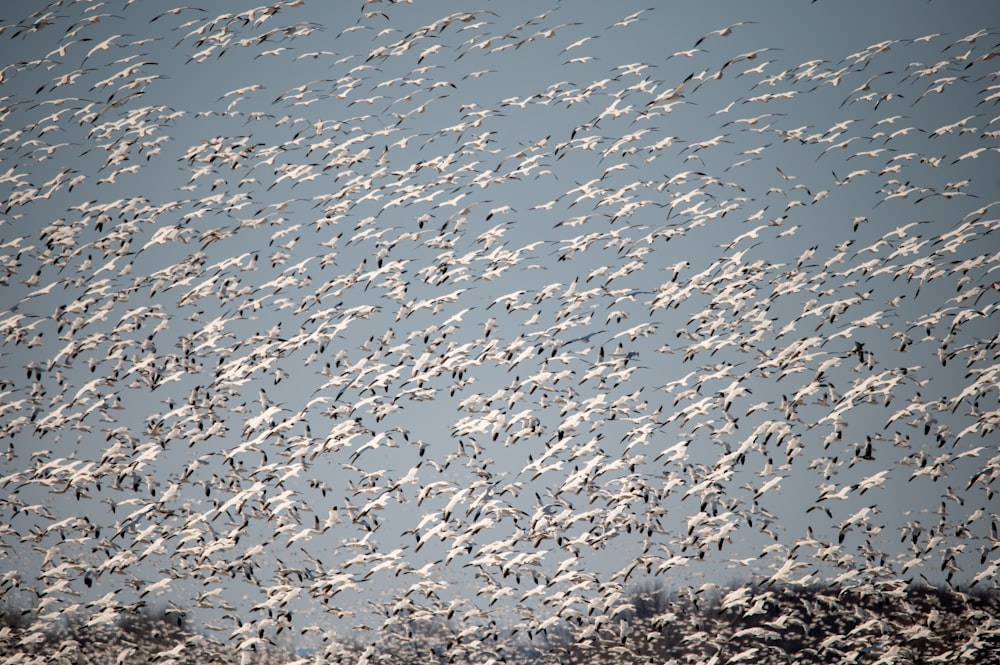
[2,581,997,664]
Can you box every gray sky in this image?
[1,0,999,654]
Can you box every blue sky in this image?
[1,0,999,651]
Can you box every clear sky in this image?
[1,0,999,655]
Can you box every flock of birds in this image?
[1,0,999,663]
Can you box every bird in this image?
[693,21,757,48]
[1,4,997,664]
